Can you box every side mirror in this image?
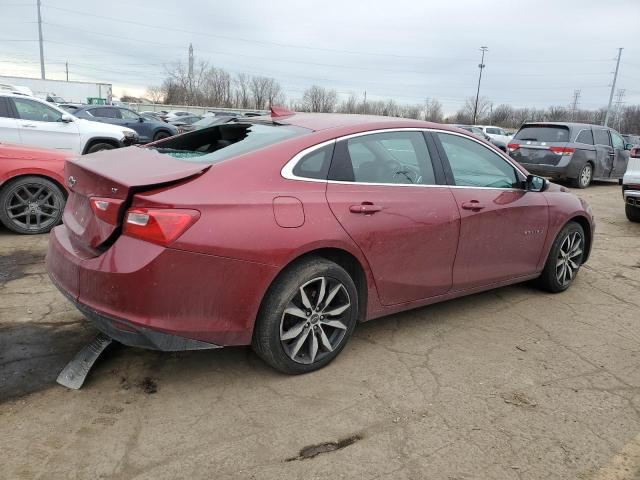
[60,114,74,123]
[526,174,547,192]
[625,143,634,150]
[138,117,144,122]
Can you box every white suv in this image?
[623,146,640,222]
[475,125,512,151]
[0,92,137,154]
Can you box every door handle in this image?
[461,201,485,211]
[20,123,36,128]
[349,203,383,214]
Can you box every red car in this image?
[46,111,594,374]
[0,143,69,234]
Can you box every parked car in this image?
[163,110,192,122]
[622,145,640,222]
[205,110,242,117]
[0,92,138,154]
[168,115,202,126]
[173,115,236,133]
[0,142,69,234]
[47,111,594,374]
[452,124,492,142]
[622,134,640,147]
[508,122,630,188]
[138,111,165,122]
[474,125,512,151]
[71,105,178,143]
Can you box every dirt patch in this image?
[0,250,45,283]
[139,377,158,394]
[501,391,537,408]
[286,434,363,461]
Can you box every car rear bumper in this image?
[518,163,571,179]
[46,225,279,348]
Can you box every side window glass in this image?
[0,98,12,118]
[292,144,334,180]
[575,130,594,145]
[437,133,520,188]
[13,98,62,122]
[611,131,624,150]
[120,108,140,120]
[329,131,436,185]
[593,129,611,146]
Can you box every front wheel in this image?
[252,258,359,374]
[536,221,585,293]
[572,163,593,189]
[85,142,115,154]
[626,203,640,222]
[0,176,65,234]
[153,131,171,141]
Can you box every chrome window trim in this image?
[280,127,528,191]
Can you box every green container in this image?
[86,97,106,105]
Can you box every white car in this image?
[0,92,138,154]
[475,125,512,151]
[623,146,640,222]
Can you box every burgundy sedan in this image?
[46,111,594,374]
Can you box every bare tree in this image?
[234,73,251,108]
[424,98,443,122]
[145,85,165,104]
[302,85,338,113]
[250,76,275,110]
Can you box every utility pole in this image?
[188,43,194,103]
[363,90,367,114]
[36,0,45,79]
[604,47,623,127]
[65,61,69,81]
[570,89,581,121]
[472,46,488,125]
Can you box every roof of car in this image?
[250,112,448,133]
[521,121,609,130]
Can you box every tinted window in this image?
[575,129,594,145]
[292,144,335,180]
[611,131,624,150]
[593,129,611,146]
[514,126,569,143]
[0,98,13,118]
[437,133,520,188]
[486,127,504,135]
[150,123,309,164]
[329,131,436,185]
[120,108,140,120]
[13,98,62,122]
[90,107,120,118]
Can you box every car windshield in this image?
[149,122,310,164]
[514,126,570,143]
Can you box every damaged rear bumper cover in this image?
[51,275,221,352]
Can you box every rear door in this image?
[509,124,571,167]
[433,131,548,290]
[0,97,21,144]
[12,97,80,151]
[593,128,614,177]
[610,130,629,178]
[325,130,460,305]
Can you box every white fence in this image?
[124,103,267,116]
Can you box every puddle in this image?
[0,251,45,283]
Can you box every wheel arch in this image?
[568,215,592,263]
[82,137,120,154]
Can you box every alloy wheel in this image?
[555,231,583,286]
[279,276,351,365]
[5,182,62,233]
[580,164,592,188]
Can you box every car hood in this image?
[75,118,137,136]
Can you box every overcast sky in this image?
[2,0,639,113]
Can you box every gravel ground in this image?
[0,181,639,480]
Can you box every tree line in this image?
[145,60,640,133]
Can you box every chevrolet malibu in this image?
[46,110,594,374]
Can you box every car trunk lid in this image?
[63,147,208,252]
[508,124,572,166]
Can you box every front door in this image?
[12,97,80,151]
[610,130,629,178]
[433,131,548,290]
[325,130,460,305]
[593,128,615,178]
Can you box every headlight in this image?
[122,130,136,138]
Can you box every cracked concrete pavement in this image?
[0,181,639,479]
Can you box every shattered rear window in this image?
[149,122,310,164]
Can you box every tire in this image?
[252,257,359,374]
[626,203,640,222]
[571,163,593,189]
[85,142,115,154]
[536,221,585,293]
[153,131,171,141]
[0,176,65,234]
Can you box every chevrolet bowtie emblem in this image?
[68,176,77,187]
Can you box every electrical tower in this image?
[613,89,626,131]
[569,90,581,121]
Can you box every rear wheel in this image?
[626,203,640,222]
[536,221,585,293]
[0,176,65,234]
[252,258,358,374]
[572,163,593,189]
[86,142,115,154]
[153,131,171,141]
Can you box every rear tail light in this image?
[630,147,640,158]
[549,146,575,156]
[123,208,200,246]
[507,143,520,152]
[90,197,124,225]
